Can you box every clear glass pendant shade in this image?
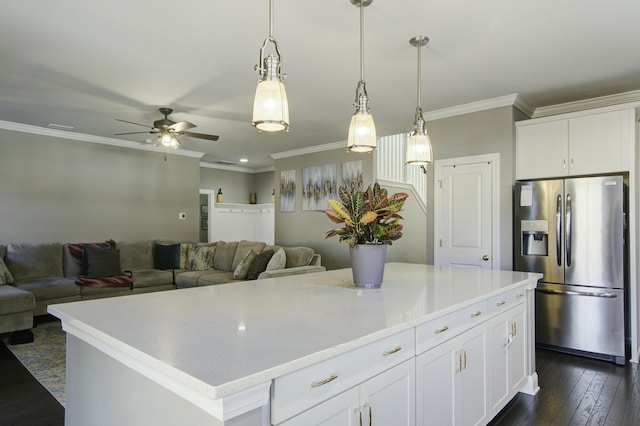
[406,131,432,165]
[347,110,377,152]
[252,78,289,132]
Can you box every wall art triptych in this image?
[278,160,363,212]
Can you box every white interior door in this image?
[435,155,497,269]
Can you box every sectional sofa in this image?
[0,239,324,340]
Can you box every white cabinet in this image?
[281,359,415,426]
[516,107,635,180]
[487,302,527,417]
[416,324,488,426]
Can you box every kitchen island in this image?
[49,263,541,425]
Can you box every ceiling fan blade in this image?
[114,131,157,136]
[169,121,196,132]
[179,131,220,141]
[115,118,154,129]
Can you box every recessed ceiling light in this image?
[239,158,248,163]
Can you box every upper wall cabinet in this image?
[516,106,637,180]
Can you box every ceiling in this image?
[2,0,639,170]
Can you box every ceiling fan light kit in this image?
[252,0,290,132]
[347,0,377,153]
[406,35,434,170]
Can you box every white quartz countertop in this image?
[49,263,540,400]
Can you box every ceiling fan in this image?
[115,107,219,148]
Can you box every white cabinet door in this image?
[569,109,633,176]
[282,360,415,426]
[516,107,635,180]
[416,338,455,426]
[361,359,416,426]
[454,326,488,426]
[416,325,488,426]
[516,120,569,180]
[487,303,527,418]
[280,387,360,426]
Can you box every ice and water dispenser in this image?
[521,220,549,256]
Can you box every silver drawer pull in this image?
[469,311,482,318]
[311,374,338,388]
[434,326,449,334]
[496,300,506,307]
[383,346,402,356]
[516,293,524,298]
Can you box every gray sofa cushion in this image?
[284,246,315,267]
[233,250,259,280]
[188,245,216,270]
[0,257,14,284]
[14,276,80,299]
[6,243,64,281]
[0,285,34,315]
[266,248,286,271]
[232,241,266,271]
[117,241,154,271]
[126,269,174,289]
[174,270,221,288]
[213,241,238,272]
[197,271,237,286]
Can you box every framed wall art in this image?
[279,169,296,212]
[302,164,337,211]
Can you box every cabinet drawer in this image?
[488,287,526,314]
[415,300,487,355]
[271,328,415,425]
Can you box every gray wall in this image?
[274,149,374,270]
[0,128,201,243]
[426,105,517,270]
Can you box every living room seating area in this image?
[0,239,324,340]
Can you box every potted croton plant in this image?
[325,182,409,288]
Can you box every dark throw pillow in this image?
[154,243,181,270]
[246,249,274,280]
[84,245,122,278]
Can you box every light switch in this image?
[178,212,187,220]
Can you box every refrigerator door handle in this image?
[537,288,618,298]
[565,194,572,267]
[556,194,562,267]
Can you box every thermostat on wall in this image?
[178,212,187,220]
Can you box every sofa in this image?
[0,239,324,338]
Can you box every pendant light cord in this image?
[359,2,365,82]
[416,44,422,109]
[268,0,274,38]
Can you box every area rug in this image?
[6,321,66,406]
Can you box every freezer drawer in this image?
[535,282,625,364]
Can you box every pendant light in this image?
[252,0,289,132]
[347,0,376,153]
[406,36,433,169]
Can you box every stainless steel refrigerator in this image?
[514,175,627,365]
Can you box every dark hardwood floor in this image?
[0,335,64,426]
[0,335,638,426]
[491,348,639,426]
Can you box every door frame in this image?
[434,153,501,268]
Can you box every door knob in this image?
[482,255,490,261]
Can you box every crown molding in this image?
[0,120,205,158]
[532,89,640,118]
[423,93,526,121]
[200,162,274,173]
[271,141,345,160]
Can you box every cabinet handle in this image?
[464,350,467,370]
[363,403,372,426]
[355,408,361,426]
[570,158,574,168]
[383,346,402,356]
[563,159,567,169]
[496,300,506,307]
[516,293,524,298]
[311,374,338,388]
[469,311,482,318]
[434,325,449,334]
[513,321,517,337]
